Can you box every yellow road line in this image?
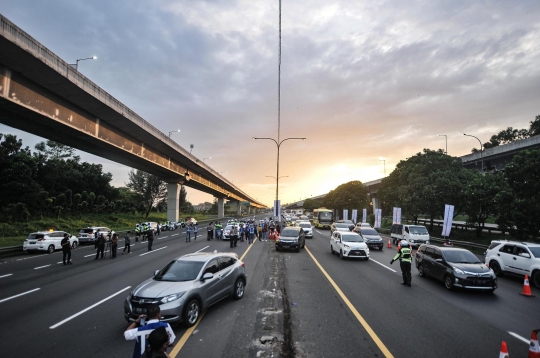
[169,238,258,357]
[304,245,394,358]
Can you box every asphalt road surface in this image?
[0,216,537,357]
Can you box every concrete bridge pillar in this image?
[167,183,180,222]
[247,206,251,215]
[236,201,241,216]
[216,197,225,218]
[371,198,380,214]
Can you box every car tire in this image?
[444,275,454,290]
[233,278,245,300]
[339,250,345,260]
[418,264,426,277]
[183,299,200,327]
[47,245,55,254]
[71,242,78,249]
[489,260,504,277]
[532,271,540,289]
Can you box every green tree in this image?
[323,181,370,214]
[126,170,167,217]
[302,198,324,212]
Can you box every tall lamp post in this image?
[379,158,386,177]
[463,133,483,172]
[70,56,97,71]
[168,130,180,138]
[439,134,447,154]
[253,137,305,203]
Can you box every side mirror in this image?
[519,252,531,258]
[435,258,443,263]
[202,273,214,281]
[154,270,160,277]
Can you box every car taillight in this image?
[241,261,245,268]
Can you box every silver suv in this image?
[124,252,247,327]
[484,240,540,288]
[77,227,112,244]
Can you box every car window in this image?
[203,260,220,275]
[341,234,364,242]
[404,227,410,234]
[499,245,515,254]
[432,249,442,260]
[529,247,540,258]
[515,247,529,256]
[487,242,500,250]
[360,228,378,236]
[425,247,435,258]
[443,250,481,264]
[154,260,205,282]
[418,246,426,253]
[281,228,299,236]
[218,257,236,270]
[299,223,311,228]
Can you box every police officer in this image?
[143,223,149,242]
[147,228,154,251]
[61,233,72,265]
[390,240,412,286]
[95,233,106,260]
[135,224,141,242]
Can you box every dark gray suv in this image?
[276,227,305,252]
[124,252,247,327]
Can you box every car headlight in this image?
[344,245,350,249]
[160,292,186,304]
[453,267,465,275]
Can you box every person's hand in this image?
[136,314,146,324]
[390,260,394,265]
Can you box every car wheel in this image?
[489,261,504,277]
[339,250,345,260]
[444,275,454,290]
[183,299,200,327]
[47,245,55,254]
[532,271,540,289]
[295,247,300,253]
[233,278,245,300]
[418,264,426,277]
[71,242,78,249]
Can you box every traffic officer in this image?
[135,224,141,242]
[61,233,72,265]
[142,223,149,242]
[390,240,412,286]
[95,233,106,260]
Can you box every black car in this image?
[415,245,497,292]
[276,227,305,252]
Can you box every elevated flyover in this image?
[0,14,265,219]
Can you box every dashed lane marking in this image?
[49,286,131,329]
[139,247,167,256]
[305,245,394,358]
[508,331,530,344]
[0,288,40,303]
[195,246,209,253]
[0,274,13,279]
[369,258,397,273]
[34,264,51,270]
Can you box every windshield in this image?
[529,247,540,258]
[409,226,429,235]
[281,229,299,237]
[154,260,205,282]
[341,234,364,243]
[80,229,94,233]
[360,228,379,236]
[299,223,311,228]
[319,212,333,221]
[443,250,482,264]
[26,234,44,240]
[335,223,350,228]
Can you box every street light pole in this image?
[168,130,180,138]
[379,159,386,177]
[463,133,484,172]
[253,137,305,203]
[439,134,447,154]
[70,56,97,71]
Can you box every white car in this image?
[357,223,372,228]
[330,231,369,260]
[485,240,540,288]
[298,222,313,238]
[23,231,79,253]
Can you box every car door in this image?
[217,256,236,297]
[498,244,517,273]
[430,249,447,280]
[422,247,436,276]
[511,246,532,275]
[331,232,340,251]
[200,259,223,305]
[299,229,305,248]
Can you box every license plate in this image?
[134,307,146,313]
[30,242,36,244]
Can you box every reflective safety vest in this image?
[400,248,412,263]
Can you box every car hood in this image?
[363,234,381,240]
[133,278,194,298]
[343,242,367,249]
[280,236,299,240]
[450,263,491,273]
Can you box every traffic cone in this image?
[387,239,391,248]
[499,341,509,358]
[529,330,540,358]
[520,275,535,297]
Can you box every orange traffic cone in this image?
[520,275,535,297]
[387,239,391,248]
[529,330,540,358]
[499,341,509,358]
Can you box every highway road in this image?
[0,216,537,357]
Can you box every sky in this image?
[1,0,539,207]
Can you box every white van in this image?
[391,224,430,248]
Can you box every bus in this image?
[312,208,334,229]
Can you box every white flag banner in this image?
[393,207,402,224]
[351,209,358,224]
[442,204,455,237]
[374,209,382,228]
[343,209,349,221]
[362,209,367,223]
[274,200,281,222]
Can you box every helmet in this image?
[400,240,409,247]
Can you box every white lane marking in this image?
[171,233,179,236]
[195,246,209,253]
[0,274,13,279]
[139,247,167,256]
[57,262,63,264]
[370,258,397,273]
[508,331,530,344]
[0,288,40,303]
[49,286,131,329]
[84,254,95,257]
[158,237,165,240]
[16,256,41,261]
[160,236,168,239]
[34,264,52,270]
